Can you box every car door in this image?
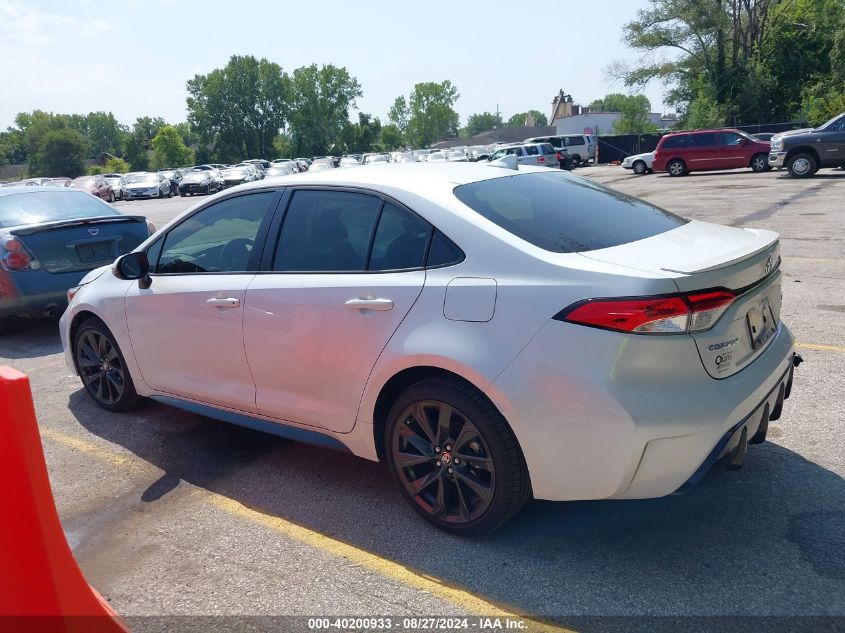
[243,188,430,433]
[718,131,751,169]
[124,190,279,412]
[821,115,845,163]
[687,132,719,170]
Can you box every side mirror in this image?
[113,252,152,289]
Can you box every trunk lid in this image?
[580,220,782,378]
[11,216,148,274]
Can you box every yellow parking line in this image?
[41,427,573,633]
[796,342,845,353]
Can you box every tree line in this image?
[613,0,845,129]
[0,55,553,178]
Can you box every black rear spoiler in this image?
[10,215,147,236]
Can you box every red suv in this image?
[652,129,771,176]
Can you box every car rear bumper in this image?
[0,268,88,319]
[769,152,787,168]
[487,318,796,502]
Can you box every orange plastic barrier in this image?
[0,366,128,633]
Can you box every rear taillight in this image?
[557,290,736,334]
[538,156,545,164]
[556,152,563,160]
[0,235,40,272]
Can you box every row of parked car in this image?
[621,112,845,178]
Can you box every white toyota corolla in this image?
[60,162,799,534]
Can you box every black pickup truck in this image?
[769,112,845,177]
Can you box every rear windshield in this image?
[0,191,119,228]
[453,171,687,253]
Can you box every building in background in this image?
[549,88,673,135]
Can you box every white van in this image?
[524,134,595,165]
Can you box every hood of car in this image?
[126,181,158,189]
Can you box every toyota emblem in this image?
[88,227,99,236]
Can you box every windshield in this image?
[818,114,845,131]
[0,190,119,228]
[454,171,687,253]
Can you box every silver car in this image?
[488,143,559,168]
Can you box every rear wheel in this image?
[667,159,687,177]
[108,191,115,203]
[787,153,817,178]
[74,319,140,412]
[751,153,769,172]
[633,160,647,175]
[384,378,530,535]
[571,154,582,166]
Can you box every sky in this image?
[0,0,671,131]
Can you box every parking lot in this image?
[3,167,844,631]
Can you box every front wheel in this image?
[751,153,769,172]
[633,160,647,175]
[108,191,115,203]
[667,159,687,176]
[74,319,140,412]
[384,378,530,535]
[787,153,817,178]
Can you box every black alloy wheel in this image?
[74,320,140,411]
[385,379,530,535]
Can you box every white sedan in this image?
[60,163,798,535]
[621,151,655,175]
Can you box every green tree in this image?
[151,125,194,169]
[465,112,500,136]
[187,55,290,162]
[615,0,845,124]
[506,110,548,127]
[37,129,87,177]
[611,95,659,134]
[85,111,126,156]
[174,122,199,149]
[287,63,362,157]
[379,124,405,150]
[104,157,130,173]
[589,93,635,112]
[685,92,726,129]
[388,96,410,137]
[401,80,460,148]
[123,116,166,171]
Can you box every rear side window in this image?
[525,145,539,156]
[540,143,555,154]
[689,133,717,147]
[565,136,585,146]
[661,135,688,149]
[427,230,464,267]
[453,171,687,253]
[368,202,432,271]
[274,190,381,272]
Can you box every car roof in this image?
[0,185,91,197]
[232,162,530,197]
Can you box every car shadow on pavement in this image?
[0,317,62,359]
[68,391,845,623]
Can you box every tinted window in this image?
[689,132,717,147]
[721,132,743,146]
[565,136,585,146]
[156,192,275,273]
[661,135,688,149]
[525,145,539,156]
[453,171,687,253]
[368,202,432,271]
[274,190,381,272]
[427,230,464,267]
[0,190,118,228]
[540,143,555,154]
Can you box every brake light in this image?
[0,235,40,271]
[538,156,545,164]
[556,152,563,160]
[557,290,736,334]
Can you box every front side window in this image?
[721,132,743,146]
[274,190,381,272]
[156,191,275,274]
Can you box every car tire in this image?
[108,191,115,203]
[384,377,531,536]
[633,160,647,175]
[751,153,769,172]
[180,192,186,197]
[667,159,687,177]
[787,153,817,178]
[74,318,141,412]
[571,154,581,166]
